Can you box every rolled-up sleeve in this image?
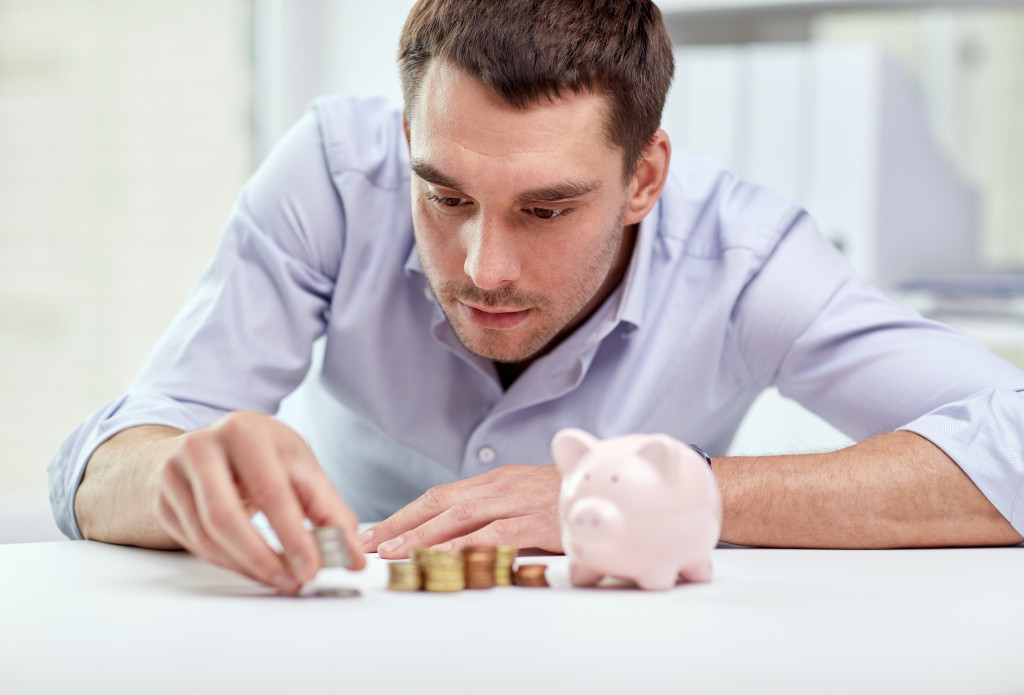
[48,107,345,539]
[734,212,1024,537]
[899,387,1024,537]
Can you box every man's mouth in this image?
[459,301,532,330]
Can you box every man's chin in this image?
[455,328,549,365]
[464,342,537,365]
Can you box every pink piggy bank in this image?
[552,428,722,590]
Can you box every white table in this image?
[2,541,1022,694]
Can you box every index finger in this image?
[357,477,487,556]
[183,435,299,592]
[226,425,326,583]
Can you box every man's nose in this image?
[463,214,521,290]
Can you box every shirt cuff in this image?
[898,385,1024,539]
[47,393,230,539]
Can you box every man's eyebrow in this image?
[409,157,602,202]
[410,159,466,192]
[517,179,602,203]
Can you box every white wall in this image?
[252,0,417,162]
[814,8,1024,270]
[0,0,252,542]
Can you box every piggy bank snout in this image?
[565,497,625,539]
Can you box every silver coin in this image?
[312,526,353,569]
[309,587,362,598]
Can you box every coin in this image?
[387,561,423,591]
[493,545,517,586]
[312,526,355,569]
[309,587,362,598]
[463,546,497,590]
[423,551,466,592]
[514,564,549,587]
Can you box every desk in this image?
[2,541,1021,694]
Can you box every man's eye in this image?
[425,191,469,208]
[527,207,565,220]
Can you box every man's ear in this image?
[402,111,412,150]
[623,129,671,227]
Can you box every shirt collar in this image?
[403,236,423,276]
[612,197,658,330]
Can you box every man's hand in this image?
[358,465,562,558]
[154,411,365,593]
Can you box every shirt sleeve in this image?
[48,107,345,539]
[732,211,1024,537]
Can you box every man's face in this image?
[406,61,635,365]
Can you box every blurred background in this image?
[2,0,1023,542]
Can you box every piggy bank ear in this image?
[551,428,599,476]
[635,434,681,484]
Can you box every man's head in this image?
[399,1,673,368]
[399,0,674,178]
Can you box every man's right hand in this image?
[77,411,364,594]
[154,411,366,593]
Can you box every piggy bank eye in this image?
[611,475,619,483]
[584,473,591,481]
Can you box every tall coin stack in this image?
[410,547,434,570]
[462,546,497,589]
[423,551,465,592]
[387,561,422,591]
[493,545,516,586]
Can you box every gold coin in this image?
[387,561,423,591]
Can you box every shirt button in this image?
[477,446,496,464]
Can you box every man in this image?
[51,0,1024,595]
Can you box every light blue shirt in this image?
[50,97,1024,538]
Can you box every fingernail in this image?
[434,542,453,553]
[272,572,292,589]
[356,528,374,547]
[378,536,403,553]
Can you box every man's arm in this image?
[75,425,183,549]
[716,429,1022,548]
[361,429,1021,557]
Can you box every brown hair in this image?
[398,0,674,177]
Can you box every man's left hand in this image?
[356,465,562,558]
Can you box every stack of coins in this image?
[493,545,516,586]
[410,547,436,584]
[462,546,497,589]
[387,561,423,591]
[312,526,353,569]
[514,564,549,587]
[423,551,465,592]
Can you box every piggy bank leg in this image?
[569,563,604,587]
[633,569,680,591]
[679,559,713,583]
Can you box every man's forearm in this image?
[74,425,184,548]
[715,430,1023,548]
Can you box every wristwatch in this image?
[689,444,713,468]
